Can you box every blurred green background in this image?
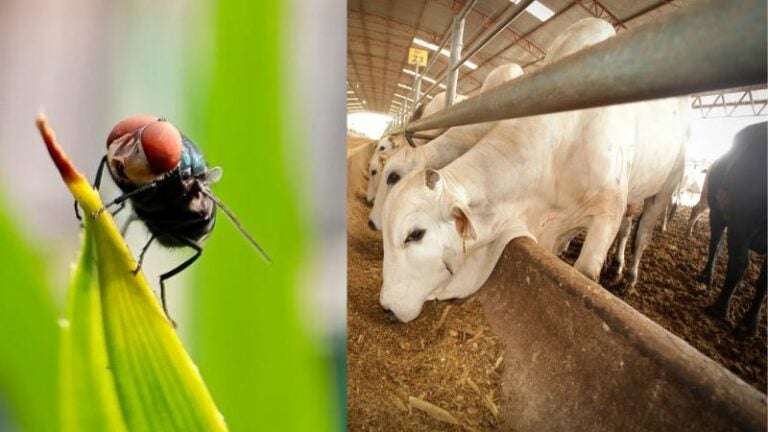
[0,0,346,431]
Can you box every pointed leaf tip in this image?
[37,113,82,184]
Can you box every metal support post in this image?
[413,64,422,113]
[445,15,465,108]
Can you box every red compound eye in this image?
[107,115,159,147]
[140,120,182,174]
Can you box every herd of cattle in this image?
[360,18,767,336]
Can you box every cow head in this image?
[365,137,398,204]
[368,146,425,230]
[379,169,478,322]
[365,155,382,204]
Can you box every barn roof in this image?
[347,0,694,114]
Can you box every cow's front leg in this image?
[698,211,725,287]
[735,257,767,336]
[574,212,623,282]
[706,229,750,322]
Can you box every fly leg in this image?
[92,182,157,219]
[159,235,203,325]
[75,156,108,222]
[131,234,157,275]
[74,201,82,222]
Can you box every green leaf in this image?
[60,222,125,432]
[38,115,227,432]
[187,1,337,430]
[0,201,58,432]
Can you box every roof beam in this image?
[621,0,677,24]
[347,9,443,42]
[463,1,547,61]
[358,0,378,109]
[462,2,577,84]
[691,88,768,118]
[347,50,373,112]
[575,0,627,30]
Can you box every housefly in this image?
[81,115,270,321]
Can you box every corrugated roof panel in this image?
[348,0,689,113]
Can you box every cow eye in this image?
[405,228,426,243]
[387,172,401,185]
[371,169,378,176]
[379,146,385,151]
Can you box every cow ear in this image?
[451,204,477,241]
[425,169,440,190]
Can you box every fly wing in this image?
[198,185,271,263]
[201,166,223,184]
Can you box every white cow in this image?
[369,18,615,229]
[365,136,398,204]
[401,91,467,146]
[379,21,690,322]
[368,63,524,229]
[546,18,615,61]
[364,92,462,204]
[381,98,690,322]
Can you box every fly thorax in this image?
[187,183,215,217]
[179,136,209,177]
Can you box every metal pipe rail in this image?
[393,0,766,135]
[420,28,452,79]
[453,0,537,73]
[407,0,534,116]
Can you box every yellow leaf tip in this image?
[37,114,83,184]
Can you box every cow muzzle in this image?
[379,293,422,323]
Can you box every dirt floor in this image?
[560,206,767,393]
[347,136,766,430]
[347,138,504,431]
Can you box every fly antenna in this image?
[199,186,271,263]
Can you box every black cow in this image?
[700,121,767,335]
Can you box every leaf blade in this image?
[59,224,126,432]
[38,114,227,432]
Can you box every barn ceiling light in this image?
[397,83,412,90]
[402,69,447,89]
[413,38,478,70]
[510,0,555,22]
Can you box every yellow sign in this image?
[408,48,428,66]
